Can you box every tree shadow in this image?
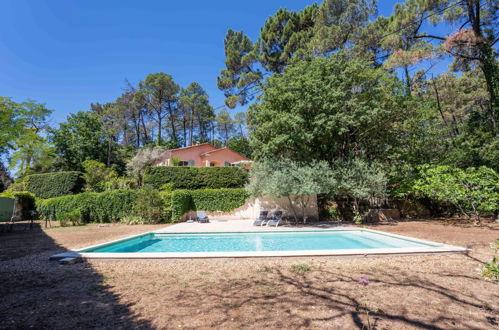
[150,261,497,329]
[0,222,152,329]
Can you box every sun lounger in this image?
[266,211,283,227]
[196,210,209,223]
[253,211,269,226]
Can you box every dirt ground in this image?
[0,220,497,329]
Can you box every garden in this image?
[1,0,498,328]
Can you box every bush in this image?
[57,210,82,227]
[171,190,193,222]
[36,188,183,225]
[190,189,249,212]
[25,171,84,199]
[170,188,248,221]
[36,193,96,222]
[0,191,36,219]
[413,165,499,223]
[91,190,139,222]
[143,166,249,190]
[132,188,164,224]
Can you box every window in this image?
[224,161,231,167]
[178,161,189,166]
[210,162,216,167]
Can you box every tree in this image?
[179,82,213,147]
[126,147,166,186]
[216,108,235,146]
[246,160,334,223]
[393,0,498,133]
[227,136,253,158]
[0,97,23,156]
[81,160,118,192]
[217,30,262,108]
[50,111,108,171]
[139,73,180,145]
[250,54,403,163]
[413,165,499,224]
[331,158,387,223]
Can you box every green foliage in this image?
[227,136,253,158]
[132,187,164,224]
[479,240,499,282]
[25,171,84,199]
[36,190,139,223]
[171,190,193,222]
[0,191,36,219]
[190,189,249,212]
[246,160,334,222]
[126,147,166,186]
[250,54,403,162]
[91,190,139,222]
[143,166,249,189]
[291,264,311,273]
[412,165,499,222]
[50,111,109,171]
[36,193,96,222]
[170,188,248,222]
[81,160,118,192]
[56,210,82,227]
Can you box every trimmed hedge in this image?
[171,190,193,222]
[36,187,249,224]
[171,188,249,221]
[143,166,249,190]
[36,190,139,223]
[26,171,84,199]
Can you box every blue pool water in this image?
[81,230,439,253]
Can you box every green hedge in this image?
[0,191,36,219]
[36,188,249,224]
[171,190,193,222]
[36,190,140,223]
[143,166,249,190]
[26,171,84,199]
[171,188,249,221]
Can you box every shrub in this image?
[132,188,164,224]
[171,190,193,222]
[25,171,84,199]
[143,166,248,190]
[479,240,499,282]
[170,188,248,221]
[57,210,82,227]
[91,190,139,222]
[190,189,249,212]
[159,191,173,222]
[36,193,96,222]
[413,165,499,224]
[0,191,36,219]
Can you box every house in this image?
[153,143,251,167]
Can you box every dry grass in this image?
[1,220,498,329]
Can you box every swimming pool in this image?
[52,229,467,260]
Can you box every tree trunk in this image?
[286,195,300,224]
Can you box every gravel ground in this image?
[0,220,497,329]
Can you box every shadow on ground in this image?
[0,223,152,329]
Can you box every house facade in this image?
[153,143,250,167]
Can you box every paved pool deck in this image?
[154,219,347,233]
[50,219,469,261]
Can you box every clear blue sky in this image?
[0,0,450,124]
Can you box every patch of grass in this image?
[291,264,311,273]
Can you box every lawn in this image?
[0,220,497,329]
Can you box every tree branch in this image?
[413,34,447,41]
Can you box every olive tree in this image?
[246,160,334,223]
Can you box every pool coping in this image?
[50,228,469,260]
